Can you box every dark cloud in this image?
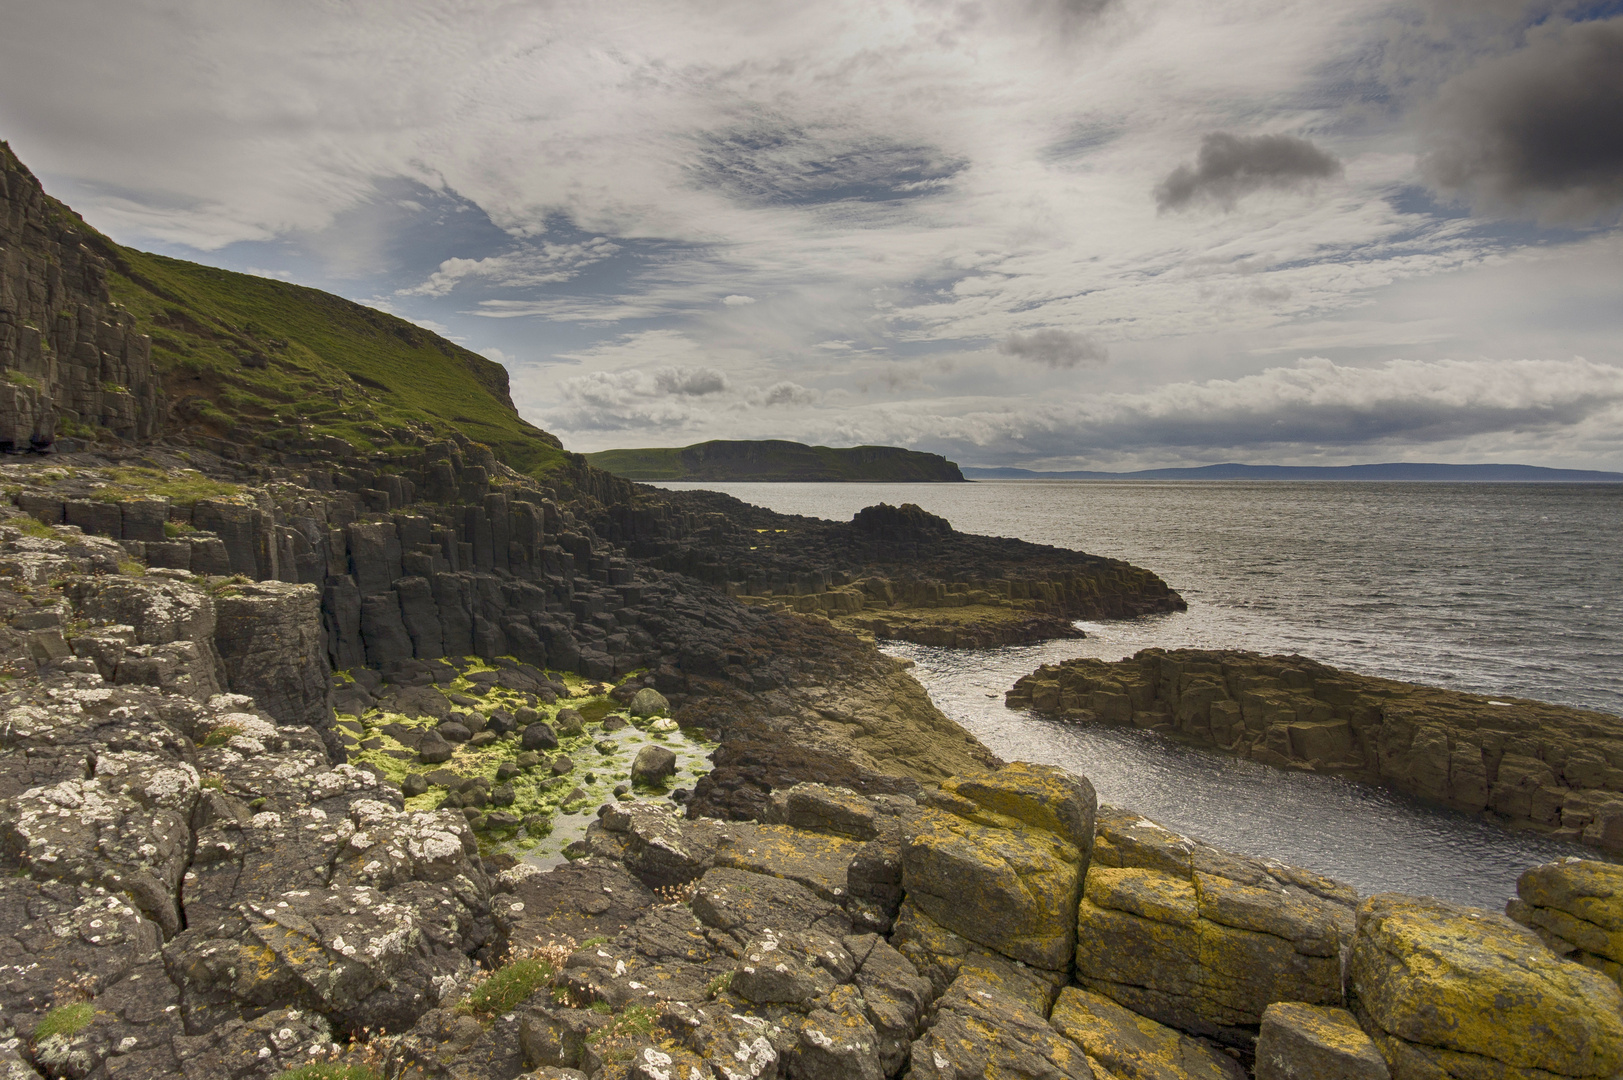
[998,329,1108,369]
[1421,15,1623,223]
[690,120,963,206]
[1155,133,1342,212]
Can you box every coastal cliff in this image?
[1007,648,1623,850]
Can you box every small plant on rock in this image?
[34,1002,94,1042]
[201,723,244,747]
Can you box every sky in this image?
[3,0,1622,471]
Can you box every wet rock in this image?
[1507,858,1623,985]
[1255,1002,1388,1080]
[1349,892,1623,1080]
[551,755,576,776]
[631,745,677,787]
[1050,985,1246,1080]
[600,714,627,732]
[554,708,585,736]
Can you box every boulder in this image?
[1050,986,1246,1080]
[522,722,559,751]
[631,744,677,787]
[417,731,455,764]
[1255,1003,1388,1080]
[629,687,670,718]
[553,708,585,736]
[1507,858,1623,985]
[1349,892,1623,1080]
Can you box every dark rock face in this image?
[1009,648,1623,852]
[0,141,164,450]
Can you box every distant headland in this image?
[586,439,967,482]
[964,461,1623,482]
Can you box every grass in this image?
[105,245,568,477]
[34,1002,94,1041]
[88,466,243,506]
[201,722,244,747]
[272,1066,385,1080]
[461,957,554,1016]
[12,516,56,539]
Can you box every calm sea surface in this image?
[659,480,1623,906]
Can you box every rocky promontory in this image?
[586,440,967,483]
[1007,648,1623,850]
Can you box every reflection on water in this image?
[886,637,1594,909]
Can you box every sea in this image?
[655,479,1623,908]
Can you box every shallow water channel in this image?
[884,632,1593,910]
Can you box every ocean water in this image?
[658,480,1623,906]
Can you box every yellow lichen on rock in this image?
[901,806,1084,973]
[1050,985,1246,1080]
[1350,892,1623,1079]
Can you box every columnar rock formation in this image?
[1008,648,1623,850]
[0,144,163,450]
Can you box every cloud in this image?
[722,294,757,305]
[998,329,1108,369]
[400,238,621,297]
[1156,133,1343,212]
[688,118,964,207]
[1420,15,1623,223]
[757,381,819,406]
[653,366,729,396]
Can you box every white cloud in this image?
[4,0,1619,467]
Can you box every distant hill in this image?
[587,440,966,482]
[962,462,1623,482]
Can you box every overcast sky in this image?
[4,0,1621,470]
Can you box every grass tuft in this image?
[461,957,554,1016]
[272,1065,385,1080]
[34,1002,94,1041]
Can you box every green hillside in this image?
[105,248,566,474]
[587,439,965,482]
[2,138,565,476]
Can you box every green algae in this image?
[335,664,713,862]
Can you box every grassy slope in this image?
[586,446,690,480]
[106,248,567,475]
[587,440,963,481]
[0,140,564,477]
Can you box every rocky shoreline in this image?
[5,135,1623,1080]
[1007,648,1623,852]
